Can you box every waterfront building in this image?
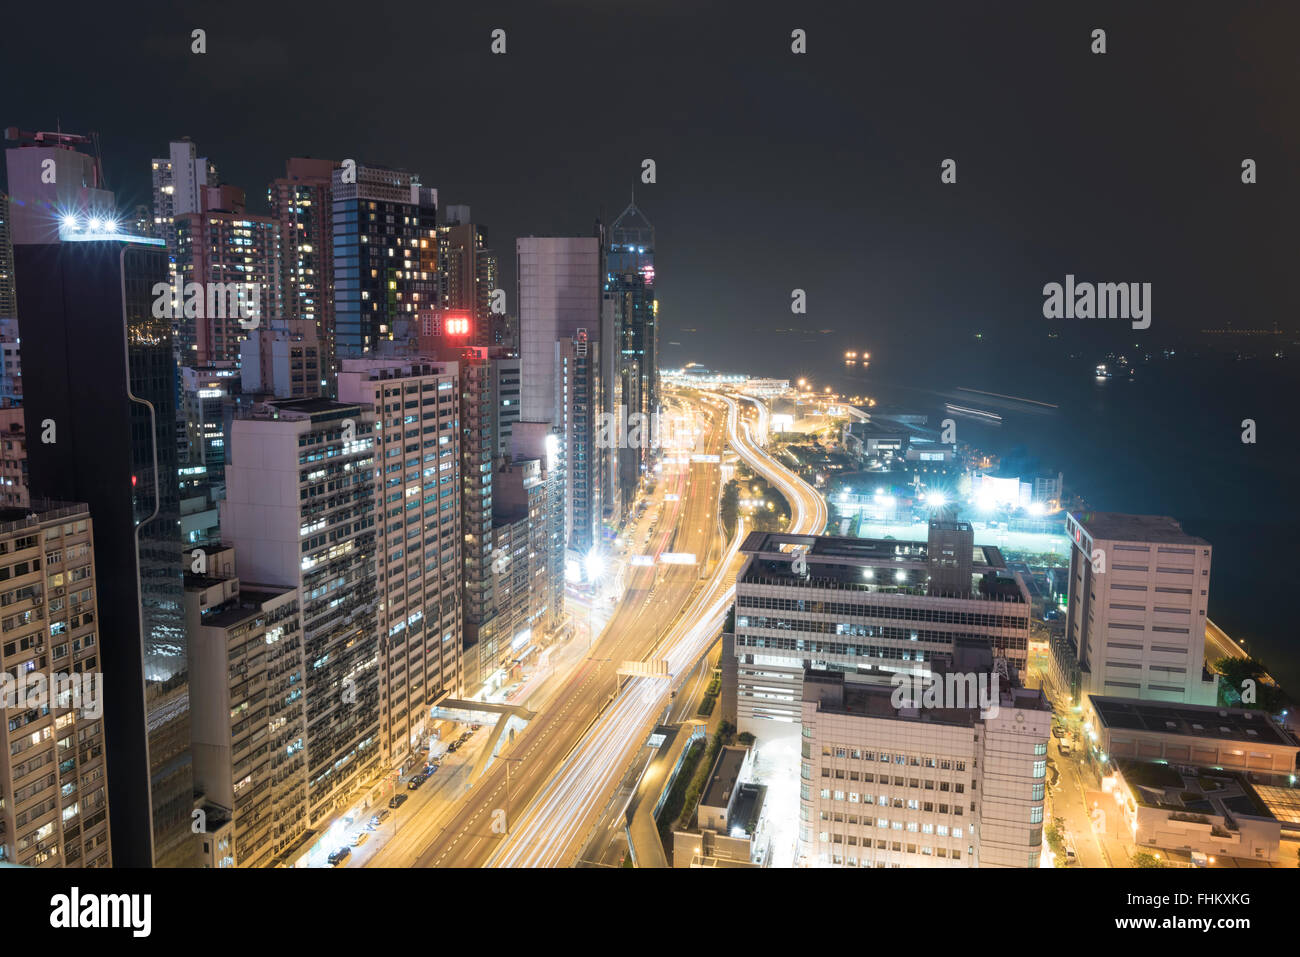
[723,529,1032,731]
[1053,512,1217,706]
[799,654,1051,868]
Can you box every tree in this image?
[1131,852,1165,868]
[720,480,740,539]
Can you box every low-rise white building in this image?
[799,654,1051,868]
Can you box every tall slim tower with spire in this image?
[605,196,657,517]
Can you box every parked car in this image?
[369,809,390,829]
[407,774,426,791]
[1064,843,1077,864]
[327,847,351,866]
[351,831,369,847]
[388,794,408,809]
[1052,726,1066,738]
[447,741,460,753]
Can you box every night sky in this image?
[4,0,1298,376]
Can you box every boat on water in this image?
[1094,363,1112,378]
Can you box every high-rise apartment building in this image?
[337,359,462,768]
[222,397,381,827]
[17,235,197,867]
[151,138,218,257]
[490,352,521,459]
[239,325,323,400]
[1055,512,1217,706]
[465,423,566,693]
[0,317,21,406]
[0,502,112,867]
[438,206,499,348]
[0,406,26,508]
[179,365,239,470]
[723,530,1032,732]
[457,350,495,644]
[269,158,336,393]
[799,656,1051,868]
[332,164,438,369]
[174,184,281,365]
[185,545,308,867]
[0,192,15,317]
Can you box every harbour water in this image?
[807,342,1299,694]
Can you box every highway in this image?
[367,394,728,868]
[368,391,825,867]
[486,391,826,866]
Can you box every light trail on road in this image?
[489,392,826,866]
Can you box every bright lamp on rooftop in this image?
[926,491,947,508]
[61,214,80,231]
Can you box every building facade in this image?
[725,531,1032,732]
[185,548,308,868]
[174,185,281,365]
[18,236,196,867]
[337,360,462,766]
[151,138,218,258]
[438,208,499,348]
[800,665,1050,868]
[332,164,438,366]
[269,157,337,394]
[1058,512,1217,705]
[222,398,381,826]
[0,503,112,867]
[605,200,658,519]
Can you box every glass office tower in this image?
[16,235,196,867]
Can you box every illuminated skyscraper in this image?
[517,235,606,561]
[605,200,658,520]
[338,359,463,767]
[270,157,337,393]
[222,397,382,825]
[151,138,218,257]
[332,164,438,364]
[17,234,197,867]
[174,185,281,365]
[438,206,500,348]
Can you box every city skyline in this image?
[1,6,1297,939]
